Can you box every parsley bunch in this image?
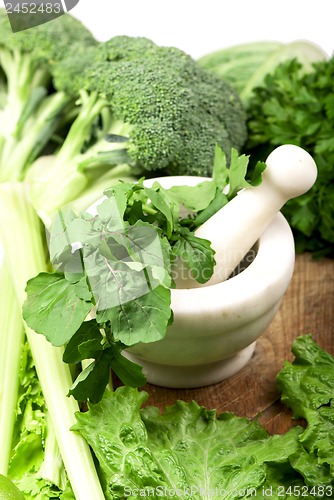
[246,57,334,257]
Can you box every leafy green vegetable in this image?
[277,335,334,485]
[23,147,265,403]
[246,57,334,257]
[0,474,25,500]
[172,227,215,284]
[198,40,327,107]
[199,41,284,95]
[73,336,334,499]
[7,343,72,499]
[22,273,92,347]
[73,386,302,499]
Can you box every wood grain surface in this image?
[139,253,334,434]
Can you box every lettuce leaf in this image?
[74,387,303,499]
[277,335,334,486]
[74,336,334,499]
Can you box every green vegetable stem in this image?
[0,263,23,476]
[0,184,105,499]
[0,9,96,181]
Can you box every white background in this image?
[0,0,333,57]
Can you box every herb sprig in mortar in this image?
[23,147,266,403]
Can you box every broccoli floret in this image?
[28,35,247,224]
[1,11,96,64]
[0,10,96,181]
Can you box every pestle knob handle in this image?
[261,144,318,200]
[193,144,317,286]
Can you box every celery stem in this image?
[0,261,24,475]
[0,183,105,500]
[38,413,67,491]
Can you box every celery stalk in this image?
[0,183,105,500]
[37,413,67,491]
[0,254,66,490]
[0,261,23,475]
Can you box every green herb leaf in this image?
[110,344,147,388]
[144,185,175,238]
[97,285,171,346]
[23,273,92,346]
[228,148,252,198]
[49,208,78,265]
[166,180,217,212]
[248,161,267,187]
[246,57,334,256]
[68,351,112,404]
[63,320,104,364]
[212,142,229,189]
[192,187,228,228]
[172,229,216,284]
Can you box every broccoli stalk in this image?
[0,10,96,181]
[26,89,134,225]
[0,50,69,181]
[0,88,70,182]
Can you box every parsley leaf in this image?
[246,57,334,257]
[23,273,92,346]
[172,228,216,284]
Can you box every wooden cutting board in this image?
[140,253,334,433]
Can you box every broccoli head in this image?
[54,35,247,177]
[101,36,246,176]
